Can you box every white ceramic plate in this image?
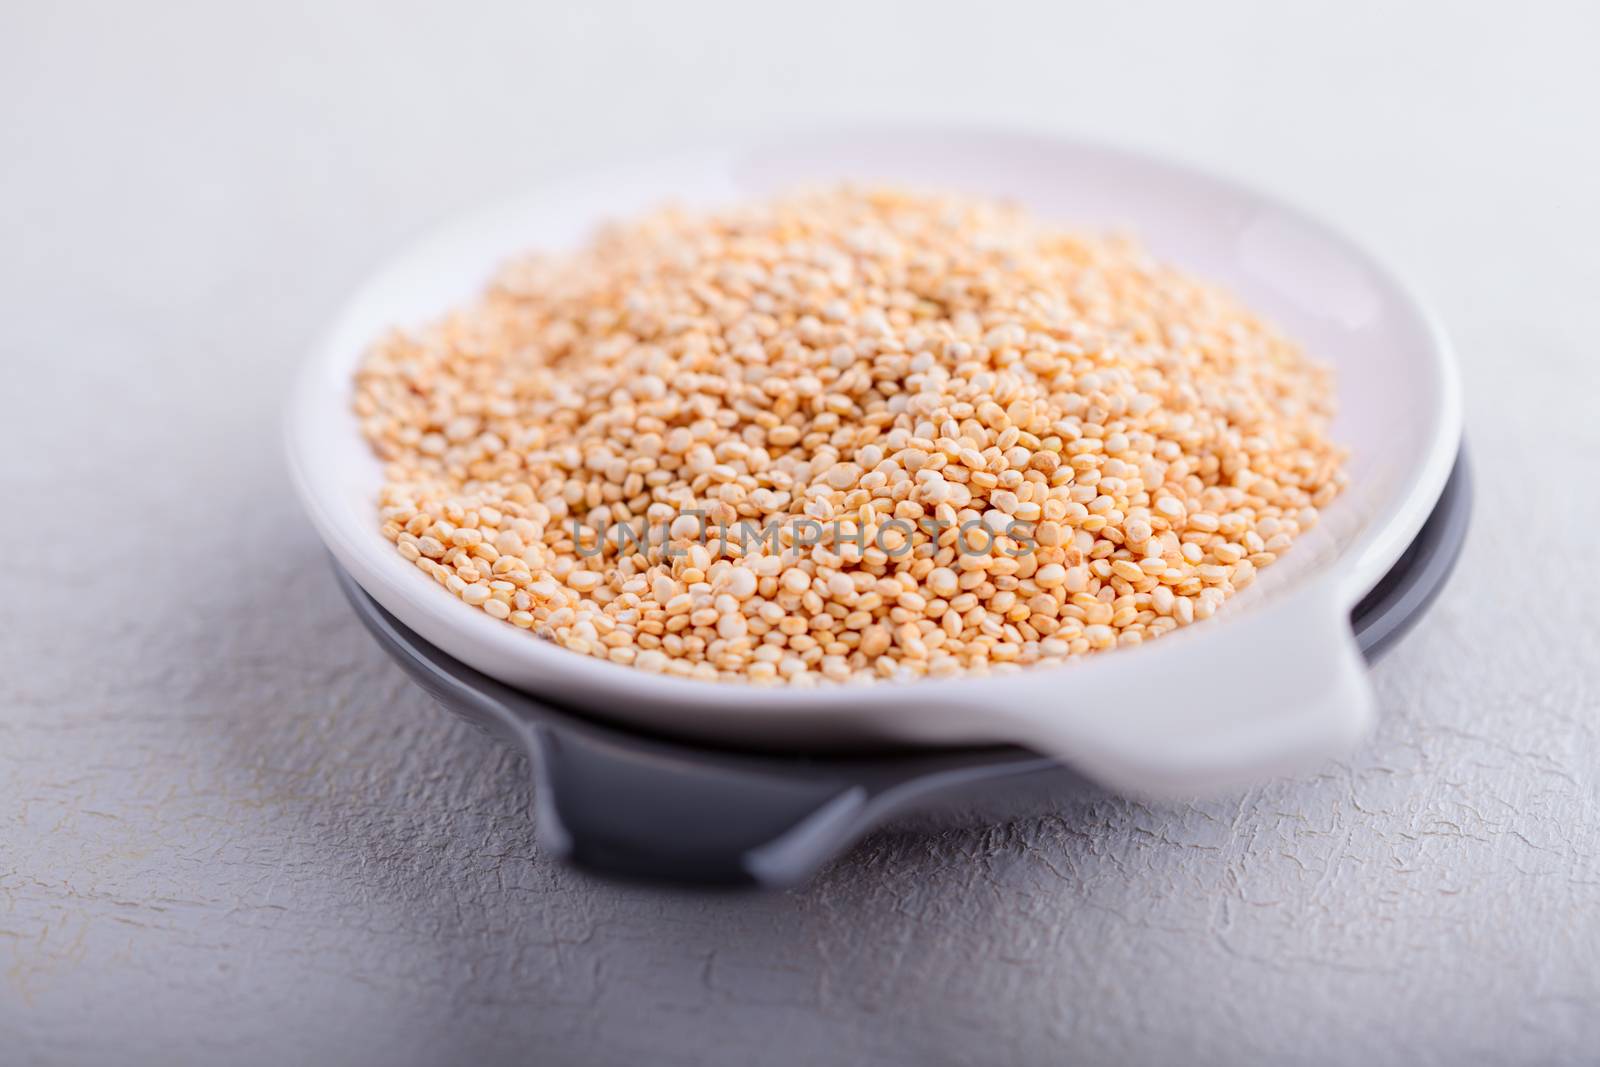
[286,126,1461,794]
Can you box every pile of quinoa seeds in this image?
[354,187,1346,686]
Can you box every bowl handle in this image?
[987,574,1375,795]
[521,722,882,885]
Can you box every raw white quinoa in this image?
[354,187,1346,685]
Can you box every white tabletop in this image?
[5,3,1597,1064]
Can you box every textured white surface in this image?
[3,3,1598,1065]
